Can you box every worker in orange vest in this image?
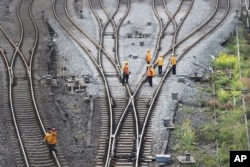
[121,61,130,85]
[169,53,177,75]
[145,49,151,64]
[147,64,155,87]
[156,54,164,75]
[43,128,57,157]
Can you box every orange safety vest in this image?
[44,131,57,144]
[122,64,129,74]
[170,57,176,65]
[145,52,151,62]
[147,67,155,76]
[157,57,164,66]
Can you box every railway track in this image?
[0,0,232,167]
[52,0,231,167]
[0,0,66,166]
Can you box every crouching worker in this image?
[43,128,57,157]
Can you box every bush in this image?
[175,119,196,152]
[217,89,230,103]
[212,52,238,69]
[214,76,231,89]
[198,123,218,142]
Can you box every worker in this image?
[145,49,151,64]
[156,53,164,75]
[147,64,155,87]
[169,53,177,75]
[43,128,57,157]
[121,61,130,85]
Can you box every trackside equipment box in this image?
[155,154,171,163]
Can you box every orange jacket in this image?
[43,131,57,144]
[157,57,164,66]
[170,56,176,65]
[145,52,151,62]
[147,67,155,76]
[122,64,129,74]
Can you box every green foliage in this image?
[230,80,242,90]
[177,27,250,166]
[198,123,217,142]
[174,119,196,152]
[214,76,231,89]
[217,148,230,166]
[217,89,230,103]
[212,52,238,69]
[217,110,247,149]
[199,155,217,167]
[231,90,241,97]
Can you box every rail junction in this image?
[0,0,241,167]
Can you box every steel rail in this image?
[6,0,30,166]
[151,0,182,59]
[88,1,140,166]
[137,0,231,166]
[53,1,116,166]
[28,0,61,165]
[102,1,194,165]
[64,1,136,165]
[99,0,119,64]
[163,0,220,57]
[97,0,140,163]
[94,0,229,165]
[103,1,193,166]
[65,0,122,73]
[152,0,193,62]
[55,0,229,166]
[0,48,31,166]
[88,0,104,64]
[176,0,230,60]
[171,0,194,54]
[133,1,193,166]
[1,0,62,166]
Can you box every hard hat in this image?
[52,128,56,131]
[124,61,128,64]
[159,54,162,57]
[171,53,174,56]
[147,64,152,67]
[147,49,150,52]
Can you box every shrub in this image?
[198,123,218,142]
[212,52,238,69]
[175,119,196,152]
[214,76,231,89]
[217,89,230,103]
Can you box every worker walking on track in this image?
[43,128,58,157]
[121,61,130,85]
[145,49,151,64]
[156,54,164,75]
[169,53,177,75]
[147,64,155,87]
